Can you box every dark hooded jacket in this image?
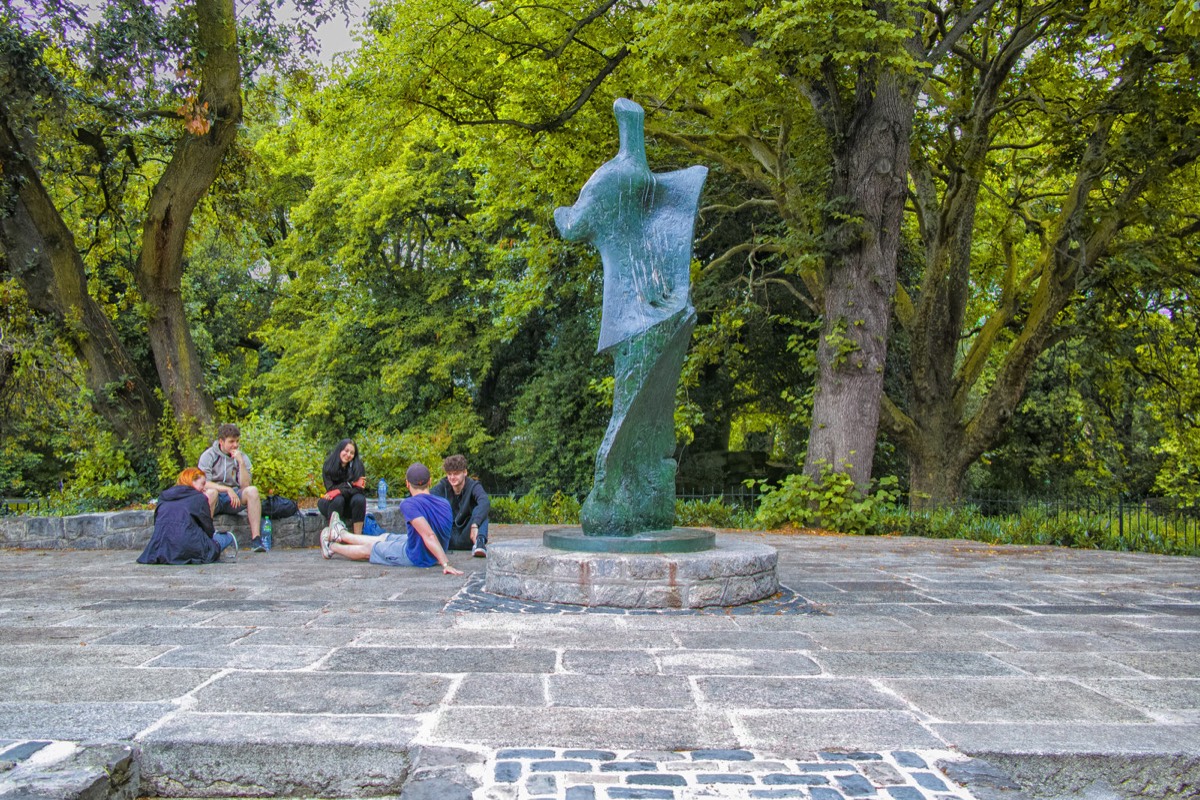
[136,484,221,565]
[430,475,490,548]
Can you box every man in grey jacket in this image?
[198,423,267,551]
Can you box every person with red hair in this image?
[137,468,237,564]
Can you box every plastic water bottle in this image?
[377,479,388,510]
[261,517,273,551]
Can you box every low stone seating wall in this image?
[0,505,405,550]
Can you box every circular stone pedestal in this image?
[485,536,779,609]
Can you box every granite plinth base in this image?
[484,538,779,609]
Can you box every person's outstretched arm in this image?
[411,516,462,575]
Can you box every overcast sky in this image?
[290,0,366,64]
[72,0,367,65]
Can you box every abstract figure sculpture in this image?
[554,98,708,537]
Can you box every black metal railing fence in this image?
[915,489,1200,553]
[0,498,46,517]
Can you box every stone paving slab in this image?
[145,643,331,669]
[734,710,947,753]
[882,678,1154,723]
[0,740,139,800]
[190,671,454,713]
[0,667,219,703]
[433,708,742,751]
[0,643,171,668]
[0,701,176,740]
[1,526,1198,798]
[694,677,909,710]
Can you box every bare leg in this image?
[243,485,262,538]
[205,488,220,516]
[337,532,385,547]
[353,521,364,535]
[329,542,375,561]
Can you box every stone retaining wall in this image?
[0,505,405,550]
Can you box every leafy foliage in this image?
[489,492,756,528]
[674,497,756,529]
[490,492,582,525]
[754,466,900,534]
[218,415,326,499]
[356,412,490,489]
[877,504,1200,557]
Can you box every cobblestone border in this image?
[0,740,1028,800]
[475,747,991,800]
[445,573,824,615]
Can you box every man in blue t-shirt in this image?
[320,463,462,575]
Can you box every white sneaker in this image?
[329,512,348,543]
[320,526,333,559]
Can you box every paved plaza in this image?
[1,525,1198,799]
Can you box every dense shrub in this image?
[355,428,456,490]
[489,492,758,528]
[215,415,325,498]
[879,504,1200,557]
[754,466,900,535]
[675,497,756,529]
[491,492,582,525]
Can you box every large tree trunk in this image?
[887,17,1041,507]
[797,1,999,489]
[135,0,243,434]
[0,114,161,441]
[882,36,1200,507]
[802,70,912,488]
[906,424,971,507]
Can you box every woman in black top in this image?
[317,438,367,534]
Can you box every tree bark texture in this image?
[796,0,999,490]
[0,113,161,440]
[134,0,243,433]
[887,16,1043,506]
[802,70,912,488]
[884,36,1200,507]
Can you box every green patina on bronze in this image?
[553,98,708,542]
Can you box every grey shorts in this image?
[369,533,415,567]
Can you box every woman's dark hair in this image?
[323,438,365,485]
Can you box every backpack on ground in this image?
[262,495,299,519]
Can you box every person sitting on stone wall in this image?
[137,468,237,564]
[317,438,367,535]
[198,422,267,551]
[320,463,462,575]
[430,454,491,557]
